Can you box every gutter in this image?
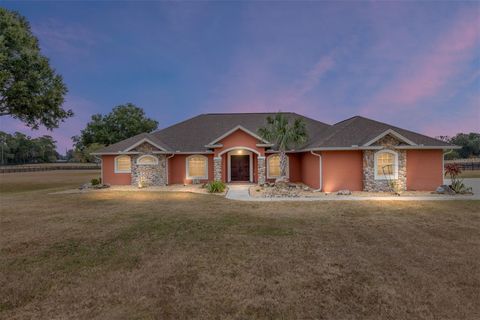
[310,151,322,192]
[93,155,103,183]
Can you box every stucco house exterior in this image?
[93,113,456,192]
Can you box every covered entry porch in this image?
[214,147,266,184]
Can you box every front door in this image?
[230,155,250,181]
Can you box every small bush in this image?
[445,164,473,194]
[91,178,101,186]
[206,180,226,193]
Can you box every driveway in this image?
[445,178,480,194]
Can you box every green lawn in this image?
[1,171,479,319]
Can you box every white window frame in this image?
[267,154,289,179]
[186,155,209,180]
[136,155,158,165]
[374,150,398,180]
[114,155,131,173]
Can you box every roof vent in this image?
[351,144,358,148]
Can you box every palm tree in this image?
[258,113,308,180]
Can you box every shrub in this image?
[444,163,473,194]
[206,180,226,193]
[91,178,101,186]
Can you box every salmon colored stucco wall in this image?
[322,151,363,192]
[214,129,265,156]
[102,155,131,185]
[300,152,320,189]
[265,153,302,183]
[168,154,214,185]
[407,150,443,191]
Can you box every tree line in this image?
[0,131,58,164]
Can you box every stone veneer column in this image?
[257,156,266,185]
[214,157,222,181]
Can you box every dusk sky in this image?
[1,1,479,153]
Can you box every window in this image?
[186,155,208,179]
[374,150,398,180]
[115,155,131,173]
[267,154,289,179]
[136,155,158,165]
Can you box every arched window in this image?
[114,155,131,173]
[186,155,208,179]
[374,150,398,180]
[136,155,158,165]
[267,154,289,179]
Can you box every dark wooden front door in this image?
[230,155,250,181]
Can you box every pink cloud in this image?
[203,52,335,116]
[363,9,480,114]
[279,55,335,108]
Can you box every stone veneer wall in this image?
[130,142,167,186]
[363,135,407,192]
[214,157,222,181]
[257,156,266,185]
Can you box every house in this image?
[93,113,456,192]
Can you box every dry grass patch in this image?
[458,170,480,178]
[1,172,480,319]
[0,170,100,193]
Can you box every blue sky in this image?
[1,1,479,152]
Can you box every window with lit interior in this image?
[267,154,289,179]
[136,155,158,165]
[186,155,208,179]
[115,155,131,173]
[374,150,398,180]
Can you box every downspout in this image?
[310,151,322,192]
[94,155,103,183]
[166,153,175,185]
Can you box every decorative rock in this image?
[337,189,352,195]
[79,183,91,190]
[436,185,455,195]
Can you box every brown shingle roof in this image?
[94,113,454,154]
[152,112,330,152]
[304,116,452,148]
[93,132,172,154]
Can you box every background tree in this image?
[0,131,58,164]
[437,133,480,160]
[450,133,480,159]
[73,143,104,163]
[258,113,308,180]
[72,103,158,162]
[0,8,72,129]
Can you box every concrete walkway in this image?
[225,184,252,200]
[225,184,480,202]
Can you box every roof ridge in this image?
[333,115,363,126]
[152,114,204,134]
[317,116,362,146]
[202,112,296,115]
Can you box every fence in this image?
[0,164,100,173]
[444,159,480,171]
